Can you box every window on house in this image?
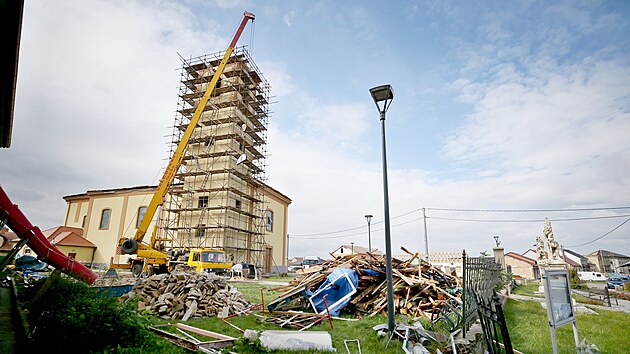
[198,196,209,208]
[82,215,87,228]
[136,206,148,228]
[99,209,111,230]
[196,224,206,238]
[265,209,274,232]
[68,252,77,259]
[235,200,242,210]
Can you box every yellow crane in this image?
[112,12,256,276]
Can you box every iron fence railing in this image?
[462,250,513,354]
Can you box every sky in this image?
[2,0,629,260]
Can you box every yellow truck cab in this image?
[186,248,231,274]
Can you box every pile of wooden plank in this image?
[119,269,250,320]
[272,248,461,320]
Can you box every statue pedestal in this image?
[547,260,567,269]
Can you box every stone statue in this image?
[543,218,560,261]
[535,235,546,262]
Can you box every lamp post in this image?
[370,84,395,333]
[493,235,501,248]
[350,242,354,254]
[365,214,373,252]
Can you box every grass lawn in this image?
[504,298,629,353]
[511,282,541,297]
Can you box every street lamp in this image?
[493,235,501,248]
[364,214,373,252]
[370,84,395,333]
[350,242,354,254]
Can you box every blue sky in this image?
[3,0,629,260]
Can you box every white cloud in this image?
[445,59,630,176]
[283,10,296,27]
[215,0,244,9]
[258,61,295,97]
[3,0,225,227]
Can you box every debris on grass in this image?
[120,267,251,320]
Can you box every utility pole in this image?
[422,207,429,262]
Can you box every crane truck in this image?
[110,12,256,277]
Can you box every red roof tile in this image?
[505,252,537,265]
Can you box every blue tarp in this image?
[309,268,359,316]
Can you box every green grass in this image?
[572,293,605,306]
[148,278,449,353]
[504,298,629,353]
[168,312,444,354]
[511,282,542,297]
[230,280,288,304]
[512,283,606,306]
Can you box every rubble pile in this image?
[273,248,461,320]
[120,268,251,320]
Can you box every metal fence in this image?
[462,250,513,354]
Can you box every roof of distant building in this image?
[42,226,96,248]
[562,255,581,268]
[505,252,537,265]
[0,228,19,252]
[587,249,630,259]
[563,248,588,260]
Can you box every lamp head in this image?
[369,84,394,114]
[493,235,501,247]
[365,214,373,223]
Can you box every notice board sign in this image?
[542,268,575,328]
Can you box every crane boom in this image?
[121,11,255,254]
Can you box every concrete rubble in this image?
[119,268,250,320]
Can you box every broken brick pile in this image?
[119,268,251,320]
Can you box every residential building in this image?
[41,226,96,265]
[505,252,539,280]
[586,250,630,274]
[1,226,96,266]
[394,251,463,277]
[563,249,595,271]
[331,244,382,257]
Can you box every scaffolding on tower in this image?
[159,46,270,269]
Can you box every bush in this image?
[495,271,513,292]
[571,283,589,290]
[25,276,178,353]
[625,281,630,292]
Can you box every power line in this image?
[426,214,630,223]
[426,206,630,213]
[289,208,422,237]
[293,217,425,240]
[564,217,630,248]
[289,205,630,237]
